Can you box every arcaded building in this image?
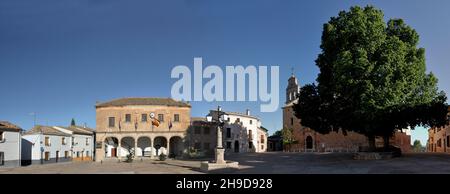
[282,74,411,153]
[95,97,191,161]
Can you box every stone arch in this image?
[104,137,119,158]
[120,136,135,158]
[154,136,168,156]
[137,136,152,157]
[169,136,183,158]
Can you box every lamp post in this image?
[206,106,228,164]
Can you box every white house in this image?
[22,126,72,165]
[53,126,95,161]
[210,109,268,153]
[0,121,22,167]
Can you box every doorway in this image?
[111,148,117,157]
[234,141,239,153]
[306,136,313,149]
[56,151,59,163]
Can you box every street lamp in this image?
[200,106,239,171]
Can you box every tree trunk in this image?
[383,135,390,152]
[368,135,376,152]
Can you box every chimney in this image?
[246,109,250,116]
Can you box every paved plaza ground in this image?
[1,152,450,174]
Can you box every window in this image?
[141,114,147,122]
[250,120,253,125]
[194,126,201,134]
[227,117,230,122]
[174,114,180,122]
[437,139,442,147]
[261,135,265,143]
[158,114,164,122]
[64,151,69,158]
[86,151,90,157]
[249,142,253,149]
[44,152,50,161]
[45,137,50,146]
[291,118,294,125]
[125,114,131,123]
[203,127,210,135]
[76,152,80,158]
[194,142,201,150]
[249,130,253,140]
[108,117,115,127]
[226,142,232,149]
[261,145,264,150]
[236,118,241,123]
[226,128,231,138]
[86,138,90,146]
[447,136,450,147]
[0,131,4,141]
[204,143,210,150]
[61,137,66,145]
[72,137,75,146]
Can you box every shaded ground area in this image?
[1,152,450,174]
[224,152,450,174]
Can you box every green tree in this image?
[294,5,449,152]
[412,140,423,152]
[281,128,297,151]
[70,118,76,126]
[273,130,282,137]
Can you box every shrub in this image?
[159,153,167,161]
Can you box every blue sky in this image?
[1,0,449,146]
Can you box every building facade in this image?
[0,121,22,167]
[185,117,217,157]
[427,107,450,153]
[95,97,191,161]
[282,74,411,153]
[210,109,268,153]
[53,126,95,161]
[22,126,72,165]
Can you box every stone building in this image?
[185,117,217,156]
[94,97,191,161]
[282,73,411,153]
[427,107,450,153]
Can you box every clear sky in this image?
[1,0,449,146]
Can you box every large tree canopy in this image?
[294,5,449,150]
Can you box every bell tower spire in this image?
[286,68,300,104]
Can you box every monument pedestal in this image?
[200,148,239,172]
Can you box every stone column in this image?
[215,126,225,164]
[134,139,138,158]
[217,126,223,148]
[118,141,122,161]
[166,137,170,156]
[150,138,154,158]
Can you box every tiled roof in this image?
[0,121,22,132]
[24,126,71,136]
[58,126,95,135]
[96,97,191,108]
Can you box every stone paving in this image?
[1,152,450,174]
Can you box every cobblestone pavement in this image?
[1,152,450,174]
